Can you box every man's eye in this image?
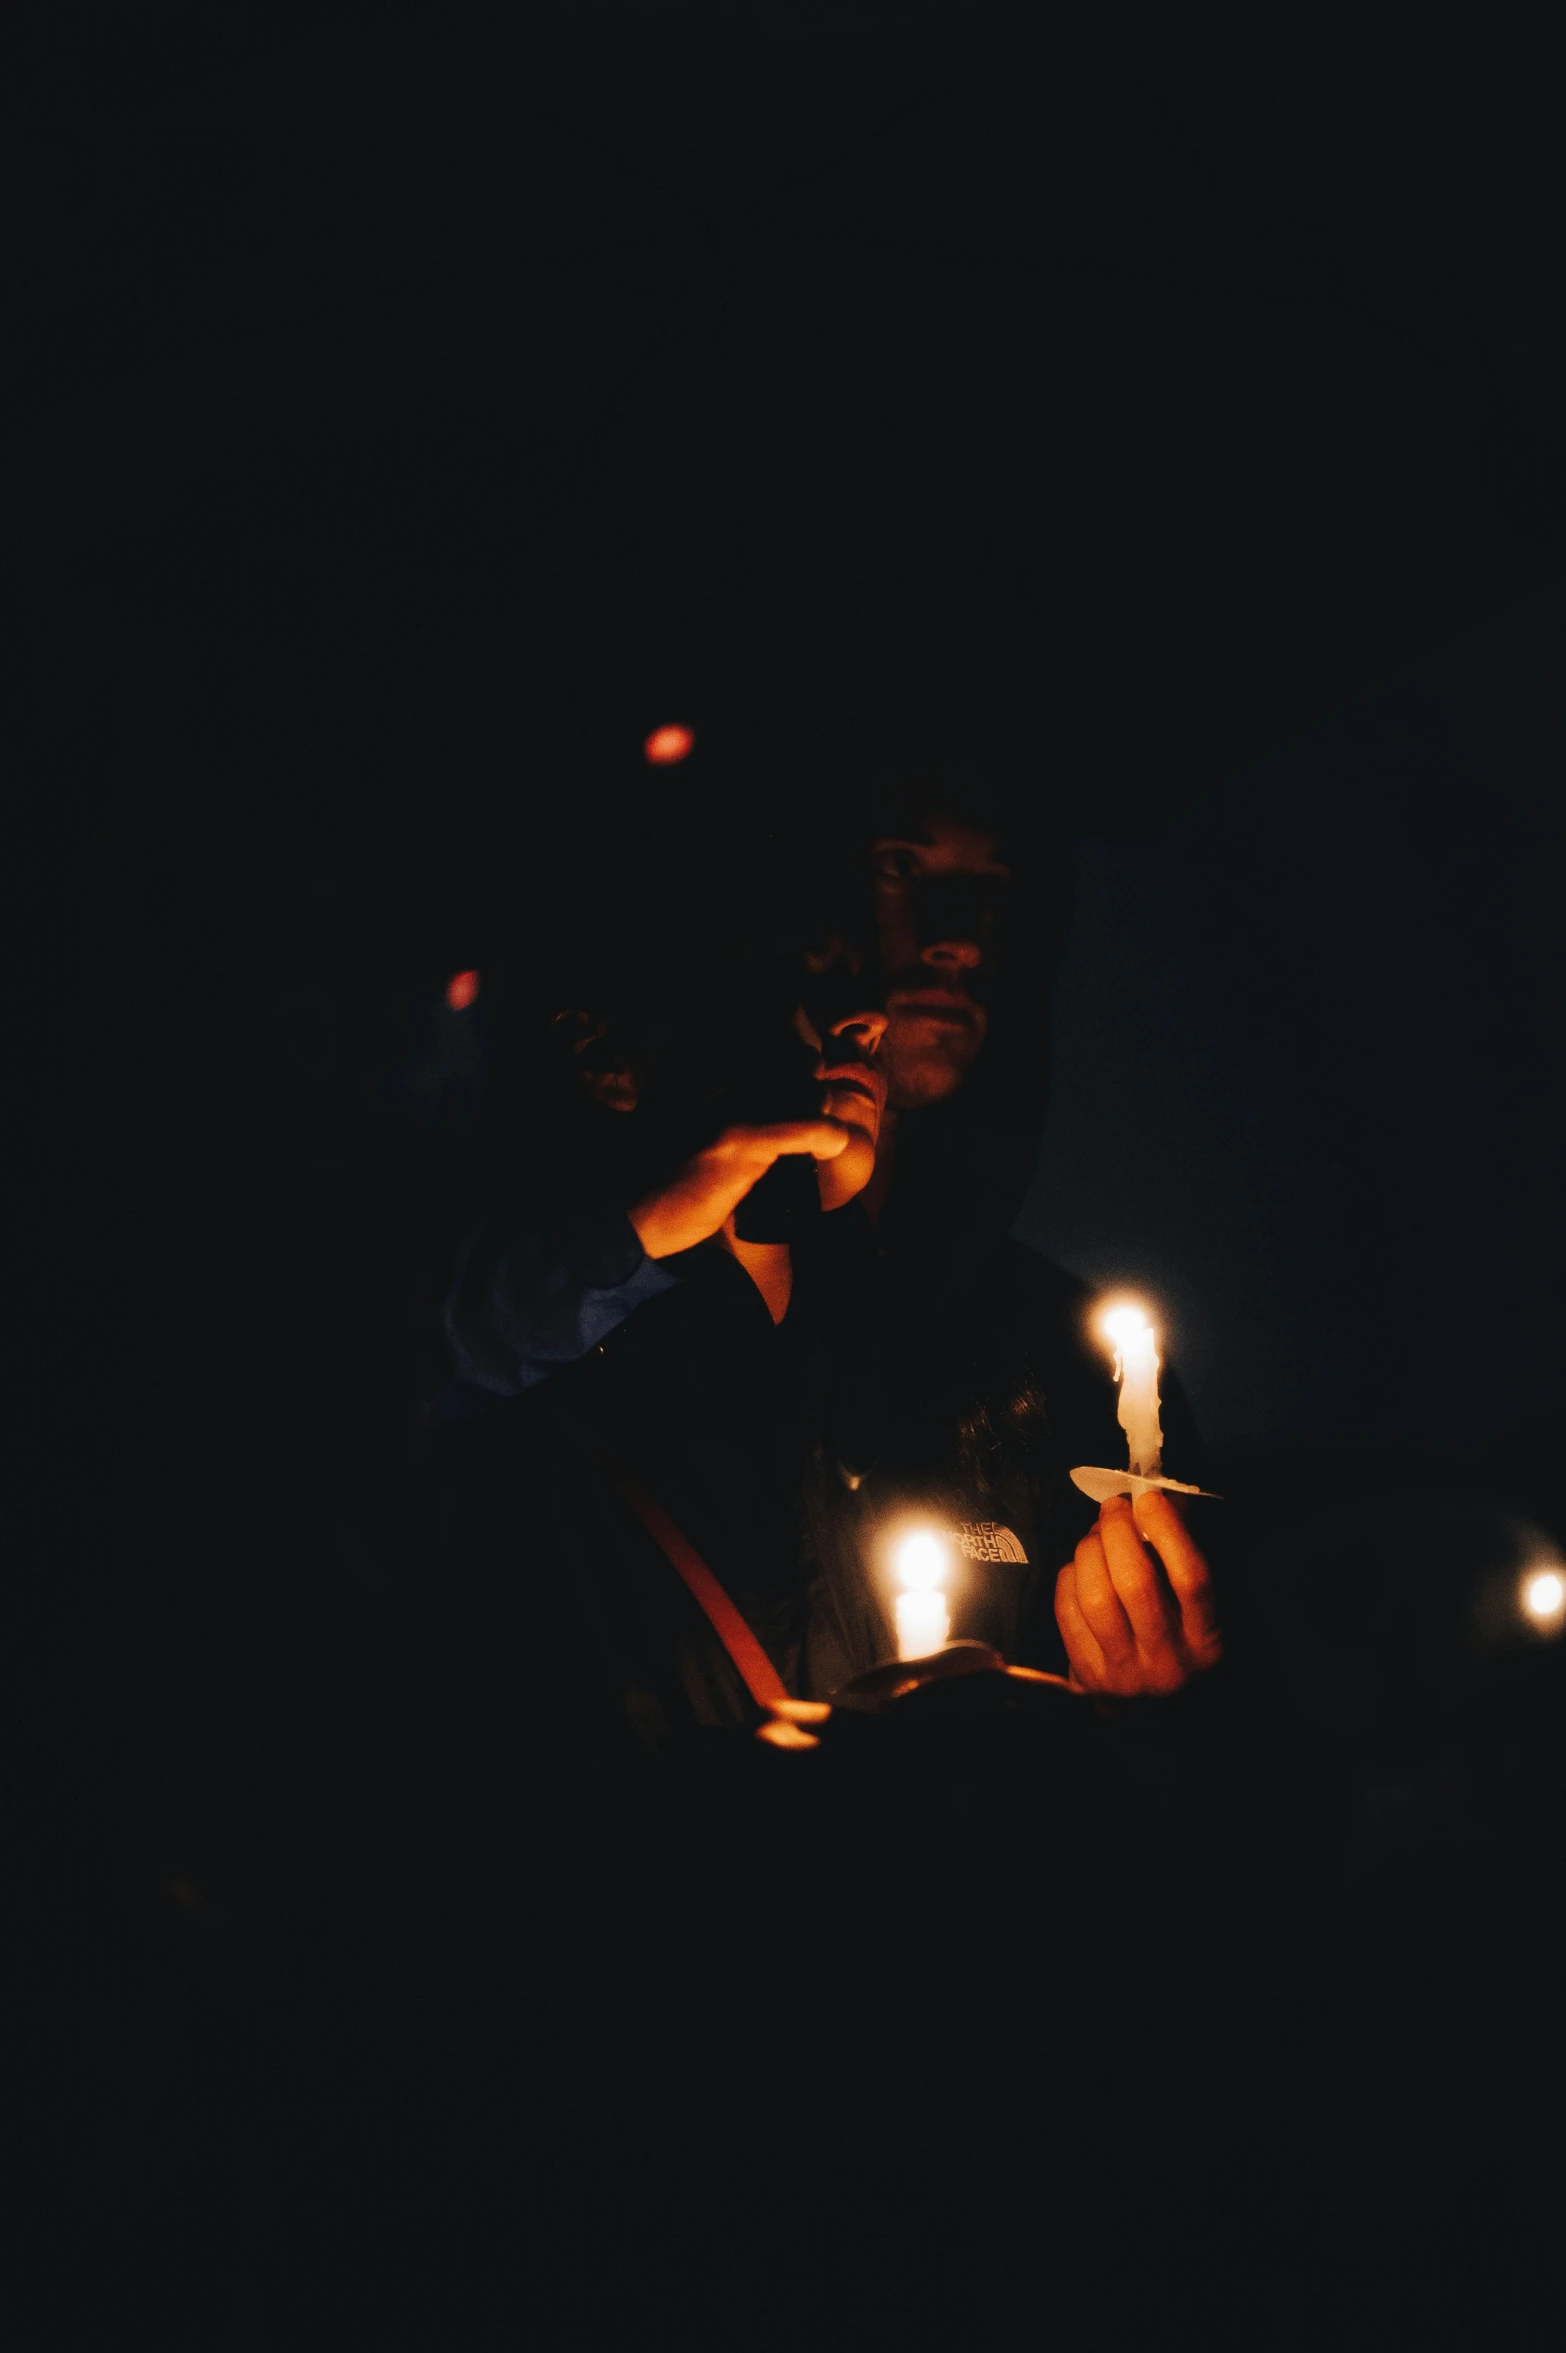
[873,848,918,881]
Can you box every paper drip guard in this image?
[1070,1466,1223,1503]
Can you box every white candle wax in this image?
[1103,1307,1164,1479]
[895,1587,951,1661]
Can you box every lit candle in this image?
[893,1529,951,1661]
[1522,1567,1566,1628]
[1100,1303,1164,1479]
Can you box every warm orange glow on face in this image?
[446,970,480,1011]
[644,724,695,766]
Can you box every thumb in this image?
[746,1118,851,1161]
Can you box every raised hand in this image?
[628,1120,850,1261]
[1054,1490,1223,1696]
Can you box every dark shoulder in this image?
[422,1346,636,1500]
[994,1240,1093,1304]
[980,1241,1097,1342]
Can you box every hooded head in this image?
[471,742,892,1231]
[772,707,1076,1296]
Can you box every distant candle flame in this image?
[1522,1568,1566,1626]
[644,724,695,766]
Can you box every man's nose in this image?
[920,935,982,972]
[915,875,987,969]
[829,1007,889,1057]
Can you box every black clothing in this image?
[439,1207,679,1418]
[427,1212,893,1766]
[415,1215,1227,2001]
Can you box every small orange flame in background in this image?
[644,724,695,766]
[446,970,480,1011]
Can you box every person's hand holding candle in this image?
[1054,1488,1222,1696]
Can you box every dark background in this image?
[13,11,1566,2337]
[19,0,1565,1855]
[33,5,1560,1551]
[1026,584,1565,1453]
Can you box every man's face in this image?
[869,813,1012,1110]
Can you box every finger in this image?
[1067,1528,1137,1676]
[1131,1490,1223,1665]
[1054,1561,1111,1692]
[1096,1494,1179,1653]
[733,1119,850,1162]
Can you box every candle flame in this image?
[893,1530,948,1592]
[1522,1568,1566,1626]
[1095,1295,1164,1479]
[1099,1301,1151,1353]
[1098,1302,1154,1391]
